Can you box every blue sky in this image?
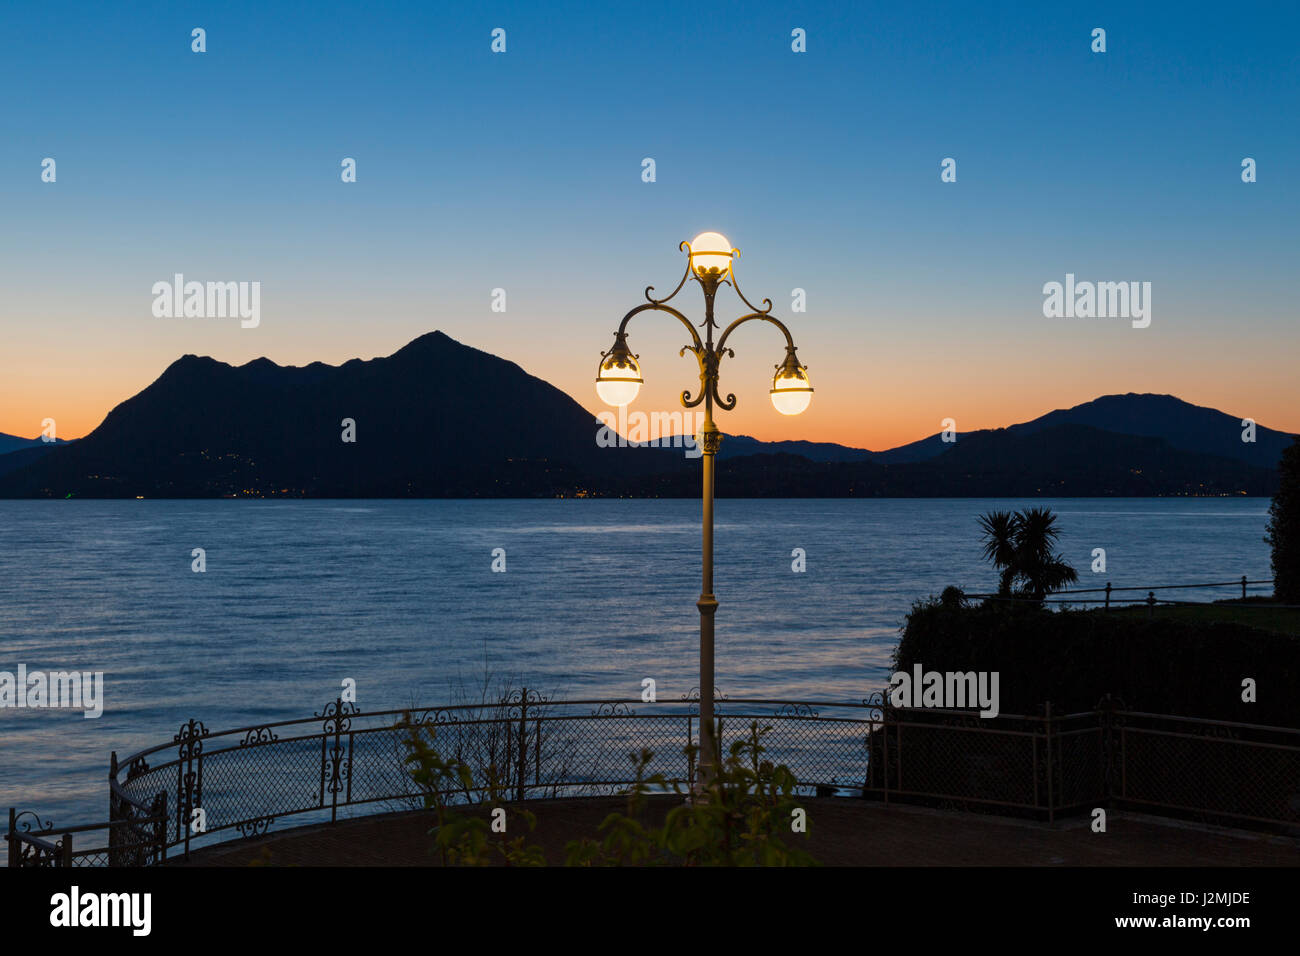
[1,0,1297,445]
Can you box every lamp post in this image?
[595,233,812,784]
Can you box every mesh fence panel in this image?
[1053,729,1105,809]
[11,699,1300,867]
[1117,716,1300,825]
[893,721,1038,807]
[197,737,326,831]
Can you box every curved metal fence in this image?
[9,691,1299,866]
[11,692,880,866]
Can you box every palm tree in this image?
[1012,507,1079,600]
[978,507,1079,602]
[977,510,1019,596]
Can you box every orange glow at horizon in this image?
[5,331,1299,451]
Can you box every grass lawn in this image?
[1104,599,1300,637]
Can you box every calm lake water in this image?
[0,498,1273,826]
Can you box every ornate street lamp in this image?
[595,232,812,783]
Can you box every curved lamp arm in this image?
[615,302,703,351]
[715,311,796,355]
[710,312,802,411]
[720,248,774,315]
[611,302,711,408]
[643,242,695,306]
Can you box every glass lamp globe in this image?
[596,351,642,407]
[770,364,813,416]
[689,232,733,278]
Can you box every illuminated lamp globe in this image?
[770,361,813,416]
[596,347,642,407]
[689,232,734,278]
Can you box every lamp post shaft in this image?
[697,282,720,784]
[698,421,719,783]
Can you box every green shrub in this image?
[1267,436,1300,603]
[566,721,819,867]
[400,714,546,867]
[893,598,1300,725]
[401,715,818,866]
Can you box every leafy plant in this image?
[566,721,818,867]
[564,748,672,867]
[402,711,818,867]
[399,713,546,867]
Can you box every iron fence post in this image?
[1119,712,1127,799]
[687,713,695,788]
[329,697,343,823]
[1104,582,1112,609]
[1045,701,1054,824]
[7,807,15,868]
[61,832,72,867]
[153,792,168,865]
[1242,575,1248,600]
[882,703,890,804]
[175,718,208,861]
[517,687,528,803]
[108,751,118,866]
[534,711,542,793]
[1100,694,1115,806]
[1146,591,1156,619]
[1032,720,1039,808]
[346,730,355,808]
[319,734,327,810]
[896,708,904,794]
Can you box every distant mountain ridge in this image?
[674,424,1281,497]
[1007,393,1291,467]
[0,433,68,455]
[716,435,874,462]
[0,331,684,498]
[719,393,1293,469]
[0,332,1290,498]
[0,433,69,477]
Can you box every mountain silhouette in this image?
[717,393,1293,467]
[0,333,1289,498]
[637,425,1279,498]
[858,393,1292,467]
[0,331,683,498]
[0,432,68,454]
[0,433,68,477]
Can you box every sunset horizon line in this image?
[4,327,1297,450]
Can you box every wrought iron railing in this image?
[969,576,1280,608]
[863,696,1300,830]
[9,692,878,866]
[9,691,1299,866]
[6,796,167,868]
